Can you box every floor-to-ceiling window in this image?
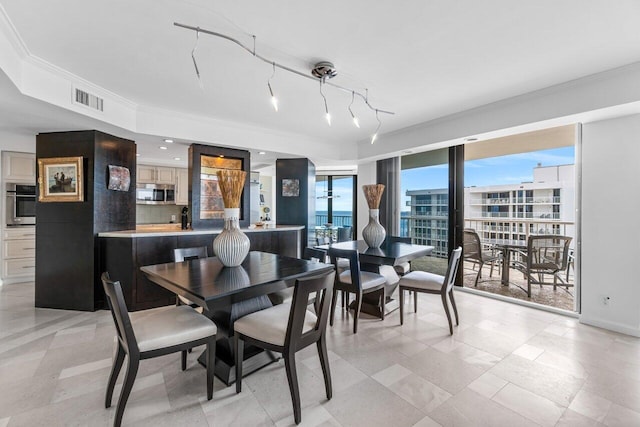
[315,175,356,243]
[400,148,450,275]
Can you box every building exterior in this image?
[404,164,575,257]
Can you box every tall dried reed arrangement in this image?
[362,184,385,209]
[216,169,246,208]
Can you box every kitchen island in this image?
[99,225,304,311]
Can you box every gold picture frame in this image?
[38,156,84,202]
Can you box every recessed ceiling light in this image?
[219,155,225,158]
[174,157,181,161]
[402,150,413,154]
[465,137,478,142]
[159,146,168,150]
[164,139,174,143]
[136,153,140,157]
[258,151,266,155]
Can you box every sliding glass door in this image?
[315,175,357,243]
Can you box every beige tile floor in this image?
[1,281,639,426]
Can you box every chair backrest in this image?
[463,230,482,262]
[337,226,353,242]
[527,235,573,270]
[385,235,412,245]
[303,247,327,263]
[443,247,463,293]
[285,269,336,350]
[173,246,208,262]
[316,236,331,246]
[101,272,139,356]
[327,247,362,290]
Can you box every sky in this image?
[317,146,575,212]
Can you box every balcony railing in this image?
[468,196,562,205]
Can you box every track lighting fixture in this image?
[319,78,331,126]
[371,109,381,144]
[348,91,360,128]
[267,62,278,112]
[174,22,394,133]
[191,28,202,88]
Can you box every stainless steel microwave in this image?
[135,184,175,205]
[6,183,36,226]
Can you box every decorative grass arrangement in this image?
[362,184,385,209]
[216,169,246,208]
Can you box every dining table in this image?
[494,241,528,286]
[140,251,334,385]
[318,240,434,317]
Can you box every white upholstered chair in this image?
[398,247,462,334]
[101,272,217,427]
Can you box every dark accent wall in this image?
[35,130,136,311]
[188,144,250,230]
[377,157,401,236]
[275,158,315,247]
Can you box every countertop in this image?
[98,224,304,238]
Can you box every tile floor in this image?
[1,281,639,426]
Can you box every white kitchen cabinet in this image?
[175,168,189,205]
[2,226,35,282]
[137,165,176,184]
[2,152,36,182]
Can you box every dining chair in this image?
[268,247,329,306]
[101,272,217,427]
[462,229,501,286]
[173,246,208,308]
[234,270,336,425]
[328,247,387,333]
[398,247,462,334]
[513,235,573,297]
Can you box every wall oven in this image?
[135,184,175,205]
[6,183,36,226]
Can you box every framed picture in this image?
[282,179,300,197]
[107,165,131,192]
[38,156,84,202]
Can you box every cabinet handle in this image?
[22,265,35,269]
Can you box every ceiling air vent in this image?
[74,88,104,112]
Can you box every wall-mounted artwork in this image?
[282,179,300,197]
[107,165,131,191]
[38,156,84,202]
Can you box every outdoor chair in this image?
[463,229,501,286]
[512,235,573,297]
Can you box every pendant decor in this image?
[212,170,250,267]
[362,184,386,248]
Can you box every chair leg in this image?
[342,290,347,310]
[449,290,459,326]
[353,293,362,334]
[114,356,139,427]
[317,334,332,400]
[441,293,453,335]
[414,291,418,313]
[206,336,216,400]
[181,350,187,371]
[399,287,404,325]
[234,334,244,393]
[379,289,385,321]
[284,351,302,425]
[329,289,338,327]
[105,342,126,408]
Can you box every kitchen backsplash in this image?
[136,204,185,224]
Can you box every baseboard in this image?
[578,315,640,338]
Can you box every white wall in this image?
[0,130,36,154]
[580,114,640,336]
[356,161,376,240]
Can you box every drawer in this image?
[3,258,35,278]
[4,228,36,240]
[4,239,36,259]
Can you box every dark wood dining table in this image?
[318,240,434,316]
[140,251,334,385]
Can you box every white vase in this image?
[362,208,386,248]
[213,208,250,267]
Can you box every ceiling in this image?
[1,0,640,167]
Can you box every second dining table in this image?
[140,251,334,385]
[318,239,434,317]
